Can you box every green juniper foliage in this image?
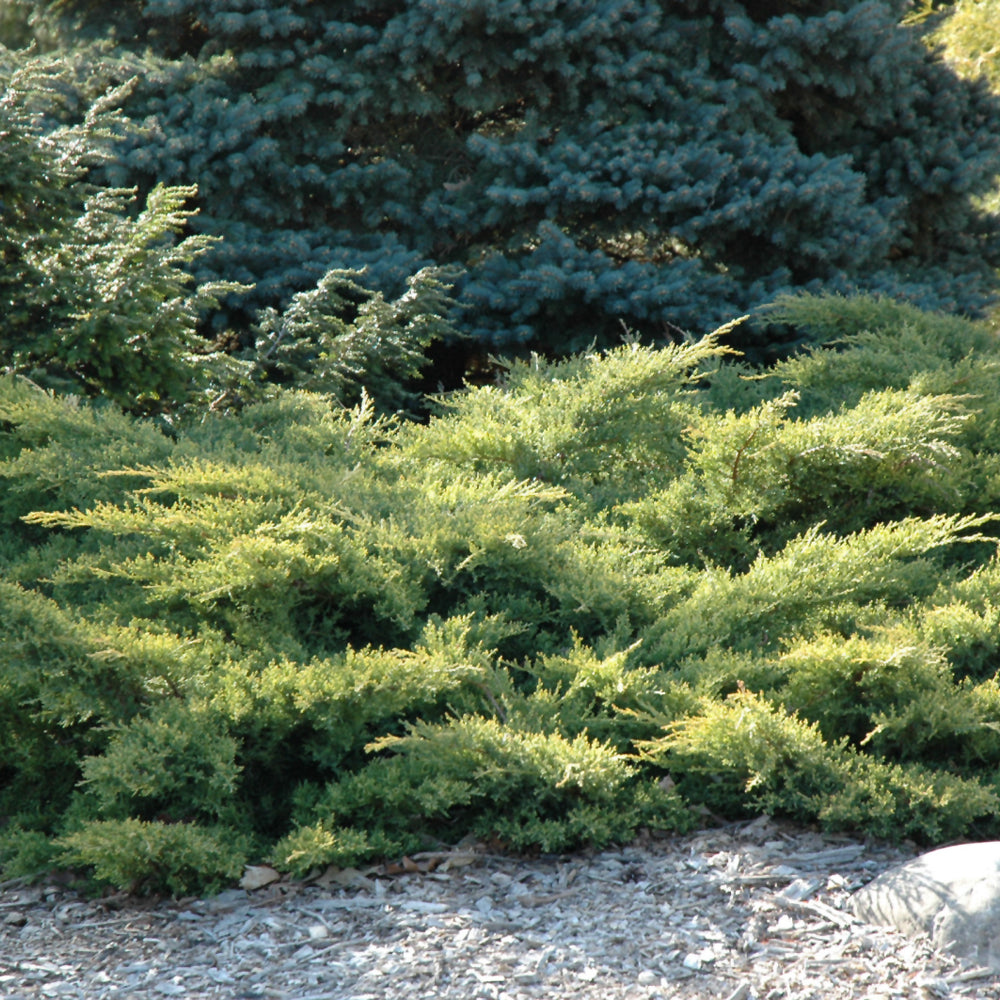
[6,298,1000,894]
[273,715,690,876]
[636,688,997,842]
[0,56,244,414]
[0,55,461,416]
[237,265,463,413]
[7,0,1000,363]
[931,0,1000,94]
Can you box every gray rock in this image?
[852,841,1000,970]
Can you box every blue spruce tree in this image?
[9,0,1000,361]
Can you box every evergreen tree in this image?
[0,50,456,415]
[0,54,242,413]
[10,0,1000,361]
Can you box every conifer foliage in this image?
[0,53,462,415]
[931,0,1000,93]
[11,0,1000,358]
[4,299,1000,893]
[0,55,242,412]
[6,0,1000,897]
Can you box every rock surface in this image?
[852,841,1000,971]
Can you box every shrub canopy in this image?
[5,297,1000,893]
